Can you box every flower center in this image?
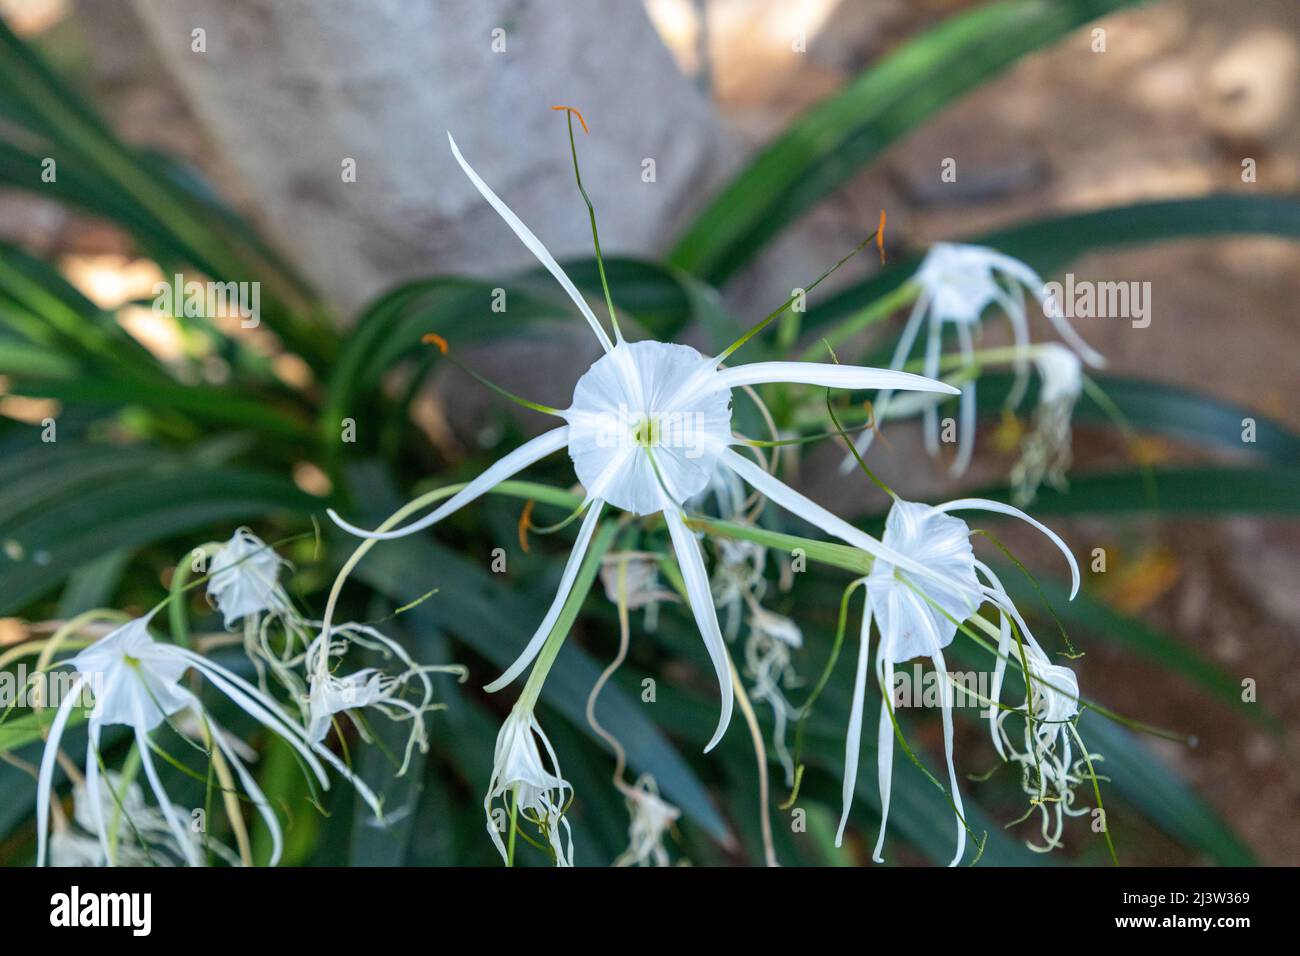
[631,414,660,448]
[566,340,733,515]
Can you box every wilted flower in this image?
[614,774,681,867]
[485,706,574,866]
[847,243,1104,476]
[991,631,1094,852]
[744,607,803,785]
[832,495,1081,866]
[329,132,959,752]
[36,612,381,868]
[303,621,464,774]
[1010,344,1084,505]
[206,527,290,628]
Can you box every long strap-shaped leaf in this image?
[671,0,1143,283]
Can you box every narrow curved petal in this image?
[933,498,1080,598]
[210,722,282,867]
[84,720,110,864]
[35,673,85,867]
[871,659,895,864]
[845,290,932,468]
[181,650,388,819]
[922,312,944,456]
[447,132,613,353]
[950,322,976,477]
[328,426,569,541]
[484,500,605,692]
[661,496,733,752]
[722,448,956,592]
[993,284,1032,408]
[931,647,968,867]
[713,362,960,397]
[134,709,201,867]
[988,610,1012,761]
[174,650,329,788]
[993,251,1106,369]
[835,591,872,847]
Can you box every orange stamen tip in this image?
[877,209,887,265]
[551,105,589,133]
[422,332,449,354]
[517,499,535,553]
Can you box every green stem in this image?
[802,280,919,359]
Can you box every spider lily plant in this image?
[34,610,366,867]
[327,131,961,753]
[831,490,1082,866]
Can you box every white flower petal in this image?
[447,132,613,353]
[35,673,85,867]
[712,362,959,397]
[484,499,606,693]
[210,723,281,867]
[328,426,569,541]
[932,497,1080,598]
[722,449,955,592]
[134,708,201,867]
[662,496,733,752]
[871,660,895,864]
[835,589,871,847]
[932,648,967,867]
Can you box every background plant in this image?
[1,0,1297,865]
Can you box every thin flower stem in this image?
[169,543,218,651]
[802,280,920,360]
[507,789,519,867]
[730,656,779,867]
[584,556,632,794]
[556,106,621,340]
[1068,721,1118,865]
[717,230,881,365]
[198,716,253,866]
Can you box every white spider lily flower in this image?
[485,707,574,866]
[614,774,681,867]
[832,495,1081,866]
[329,133,959,752]
[36,612,381,868]
[303,622,461,775]
[1010,343,1084,505]
[206,528,290,627]
[846,243,1104,476]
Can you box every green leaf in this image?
[964,466,1300,516]
[806,194,1300,330]
[672,0,1143,282]
[974,372,1300,464]
[0,467,322,613]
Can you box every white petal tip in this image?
[481,677,509,694]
